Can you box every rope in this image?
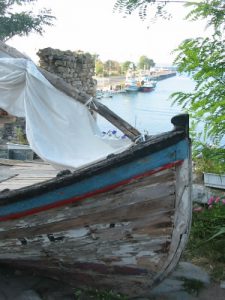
[134,135,145,144]
[84,97,98,110]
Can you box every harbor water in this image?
[97,75,195,135]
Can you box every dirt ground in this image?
[197,283,225,300]
[1,265,225,300]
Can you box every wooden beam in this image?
[0,41,141,141]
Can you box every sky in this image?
[8,0,210,65]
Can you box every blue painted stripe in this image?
[0,139,189,217]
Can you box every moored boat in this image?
[124,77,139,92]
[138,75,156,92]
[124,65,139,92]
[0,41,192,298]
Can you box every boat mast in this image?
[0,41,142,142]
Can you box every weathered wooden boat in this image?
[0,42,192,298]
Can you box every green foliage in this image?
[171,0,225,143]
[104,60,122,76]
[74,288,128,300]
[172,35,225,141]
[15,127,28,144]
[191,128,225,174]
[0,0,55,41]
[192,199,225,246]
[121,60,134,73]
[172,1,225,175]
[95,59,104,76]
[182,278,204,296]
[184,0,225,32]
[113,0,171,20]
[113,0,225,144]
[185,197,225,281]
[138,55,155,70]
[95,59,133,76]
[193,144,225,175]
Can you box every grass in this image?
[182,278,205,296]
[74,289,128,300]
[183,197,225,281]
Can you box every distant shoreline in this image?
[95,71,176,90]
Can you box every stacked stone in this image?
[37,48,97,97]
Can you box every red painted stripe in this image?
[0,160,183,222]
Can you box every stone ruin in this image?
[37,48,97,97]
[0,48,97,145]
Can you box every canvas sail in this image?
[0,57,132,168]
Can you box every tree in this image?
[0,0,55,42]
[114,0,225,144]
[104,60,121,76]
[95,59,104,76]
[113,0,171,19]
[171,1,225,142]
[138,55,155,70]
[121,61,135,73]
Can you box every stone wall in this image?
[0,117,26,144]
[37,48,97,97]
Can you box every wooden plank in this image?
[152,158,192,285]
[0,168,176,238]
[0,159,52,166]
[0,160,57,191]
[0,41,141,141]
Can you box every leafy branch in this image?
[113,0,182,19]
[0,0,55,41]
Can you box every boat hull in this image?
[0,116,192,298]
[138,86,154,92]
[124,85,139,92]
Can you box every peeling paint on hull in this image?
[0,116,192,298]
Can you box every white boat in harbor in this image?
[124,77,139,92]
[124,64,139,92]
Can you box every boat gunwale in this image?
[0,127,188,205]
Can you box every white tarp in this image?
[0,58,132,169]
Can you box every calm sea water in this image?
[97,75,195,135]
